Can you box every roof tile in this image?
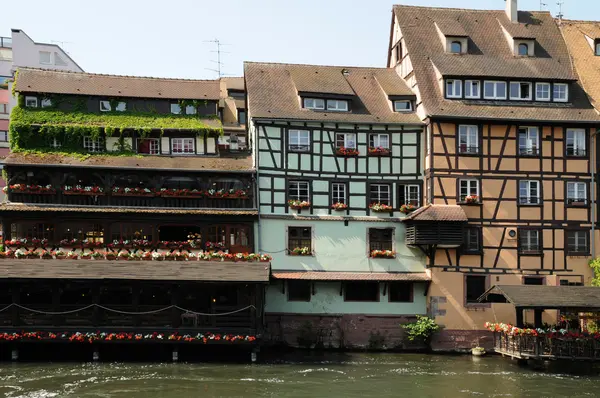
[403,204,468,222]
[271,271,430,281]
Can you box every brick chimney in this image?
[505,0,518,23]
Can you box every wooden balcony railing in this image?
[493,332,600,360]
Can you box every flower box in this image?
[111,187,156,197]
[331,202,348,211]
[105,254,116,261]
[370,250,396,259]
[335,147,360,157]
[288,200,311,210]
[63,191,105,196]
[55,255,66,260]
[399,204,417,214]
[290,247,311,256]
[368,147,390,157]
[463,195,480,204]
[80,254,92,260]
[369,203,393,212]
[4,184,56,195]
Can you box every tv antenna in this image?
[556,1,564,22]
[204,39,231,78]
[539,1,547,11]
[50,40,74,54]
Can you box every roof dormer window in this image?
[518,43,529,56]
[393,100,412,112]
[595,40,600,56]
[513,39,534,57]
[303,98,325,110]
[302,97,349,112]
[326,99,348,112]
[445,79,462,99]
[450,41,462,54]
[553,83,569,102]
[509,82,532,101]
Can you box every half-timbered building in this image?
[0,68,267,356]
[388,2,600,349]
[245,62,429,348]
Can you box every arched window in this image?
[518,43,529,56]
[450,41,462,54]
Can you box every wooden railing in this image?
[493,332,600,360]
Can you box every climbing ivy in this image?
[589,258,600,286]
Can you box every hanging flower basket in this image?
[399,204,417,214]
[331,202,348,211]
[335,147,360,157]
[370,250,396,258]
[288,200,311,210]
[368,147,390,157]
[369,203,393,212]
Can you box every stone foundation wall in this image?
[431,330,494,352]
[264,313,421,350]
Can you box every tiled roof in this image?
[244,62,422,125]
[479,285,600,309]
[0,203,257,216]
[15,68,221,100]
[393,5,599,122]
[0,259,270,282]
[403,204,468,222]
[560,20,600,112]
[271,271,430,281]
[3,153,254,172]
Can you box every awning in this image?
[478,285,600,310]
[402,204,468,222]
[271,271,430,282]
[0,259,270,283]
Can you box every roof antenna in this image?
[556,1,564,23]
[539,1,547,11]
[204,39,231,79]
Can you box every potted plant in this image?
[91,251,104,260]
[117,251,131,260]
[141,251,153,261]
[164,252,175,261]
[66,251,79,260]
[472,346,486,356]
[290,247,311,256]
[259,254,272,262]
[130,252,142,261]
[331,202,348,211]
[54,250,66,260]
[368,147,390,156]
[371,249,396,258]
[173,251,188,261]
[288,200,311,210]
[152,252,165,261]
[335,147,360,157]
[40,250,53,259]
[399,204,417,214]
[464,195,479,204]
[369,202,393,212]
[205,241,226,252]
[104,251,116,260]
[80,252,92,260]
[14,248,29,259]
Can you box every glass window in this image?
[288,226,311,252]
[54,52,67,66]
[238,109,246,124]
[446,79,462,98]
[398,184,420,206]
[535,83,551,101]
[510,82,532,100]
[303,98,325,110]
[369,228,393,252]
[99,100,111,112]
[171,138,195,154]
[519,180,540,205]
[566,128,586,156]
[464,227,481,253]
[519,229,541,253]
[41,98,52,108]
[289,181,309,202]
[335,132,357,149]
[185,105,197,115]
[523,277,544,285]
[370,184,391,205]
[82,136,104,152]
[450,41,462,54]
[567,231,589,254]
[483,81,507,100]
[344,282,379,302]
[25,96,38,108]
[170,103,182,114]
[115,101,126,112]
[389,282,413,302]
[518,127,540,155]
[393,100,412,111]
[458,125,479,154]
[327,99,349,112]
[288,129,310,152]
[553,83,568,102]
[0,131,8,142]
[369,133,389,149]
[39,51,51,64]
[465,275,487,304]
[332,182,347,204]
[465,80,480,99]
[287,281,311,302]
[518,43,529,56]
[566,181,587,205]
[137,138,160,155]
[596,41,600,56]
[459,179,479,202]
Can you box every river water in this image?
[0,353,598,398]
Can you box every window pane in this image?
[344,282,379,302]
[465,276,486,303]
[450,42,462,53]
[389,283,413,302]
[170,104,181,114]
[288,281,311,302]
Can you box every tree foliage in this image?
[402,315,440,343]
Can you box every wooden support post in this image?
[516,307,524,328]
[534,309,543,329]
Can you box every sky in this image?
[3,0,599,80]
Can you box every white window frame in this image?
[458,125,479,154]
[393,100,412,112]
[25,96,38,108]
[483,81,507,100]
[404,185,420,206]
[332,182,347,204]
[99,100,111,112]
[459,179,479,202]
[137,138,160,155]
[520,229,541,252]
[464,80,480,99]
[0,131,8,142]
[288,129,310,152]
[535,83,551,101]
[83,136,104,153]
[335,132,357,149]
[518,127,540,156]
[446,79,462,98]
[370,184,391,205]
[289,181,310,202]
[510,82,532,101]
[303,98,325,110]
[566,181,587,205]
[553,83,568,102]
[369,133,390,149]
[519,180,540,205]
[518,43,529,56]
[39,51,51,65]
[566,128,586,157]
[567,231,588,254]
[171,138,195,155]
[170,103,182,114]
[185,105,197,115]
[327,99,349,112]
[41,98,52,108]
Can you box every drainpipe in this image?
[592,129,599,260]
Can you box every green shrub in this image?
[402,315,440,344]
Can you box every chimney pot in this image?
[506,0,518,23]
